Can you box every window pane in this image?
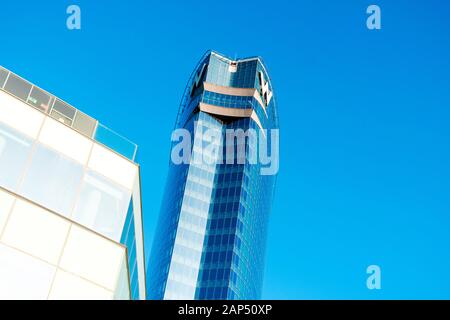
[19,143,84,217]
[0,189,15,234]
[94,123,137,161]
[72,170,131,241]
[59,225,126,290]
[50,109,73,126]
[0,67,8,88]
[4,74,32,101]
[27,86,52,113]
[73,111,97,138]
[114,256,131,300]
[48,269,112,300]
[1,199,71,265]
[0,122,34,191]
[50,99,76,126]
[0,243,56,300]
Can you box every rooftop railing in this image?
[0,66,137,162]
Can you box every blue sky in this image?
[1,0,450,299]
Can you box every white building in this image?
[0,66,146,300]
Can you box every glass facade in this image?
[0,66,146,300]
[0,188,130,300]
[147,51,278,300]
[0,66,137,161]
[120,201,140,300]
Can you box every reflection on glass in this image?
[4,74,32,101]
[72,170,131,241]
[0,243,56,299]
[27,87,53,113]
[72,111,97,138]
[0,68,8,88]
[114,256,131,300]
[19,143,84,217]
[94,124,137,161]
[0,67,137,163]
[0,123,33,192]
[50,100,76,126]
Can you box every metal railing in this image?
[0,65,137,161]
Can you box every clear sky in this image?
[1,0,450,299]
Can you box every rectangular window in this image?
[72,111,97,138]
[0,67,9,88]
[50,99,76,126]
[72,170,131,241]
[4,74,32,101]
[0,123,34,192]
[94,124,137,161]
[0,189,15,234]
[0,243,56,299]
[19,143,84,217]
[27,86,53,113]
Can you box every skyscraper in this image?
[147,51,279,300]
[0,66,146,300]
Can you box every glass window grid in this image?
[148,53,278,300]
[0,190,131,299]
[0,123,34,192]
[194,114,275,299]
[0,118,140,276]
[202,91,253,109]
[0,67,137,161]
[0,67,8,88]
[120,198,141,300]
[3,73,32,101]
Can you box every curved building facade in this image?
[147,51,279,300]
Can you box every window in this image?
[0,67,9,88]
[19,143,84,217]
[229,62,238,73]
[0,89,45,139]
[73,111,97,138]
[0,123,34,191]
[72,170,131,241]
[50,99,76,126]
[59,225,126,290]
[0,189,15,234]
[0,243,56,299]
[4,74,32,101]
[27,86,53,113]
[94,124,138,162]
[1,199,71,265]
